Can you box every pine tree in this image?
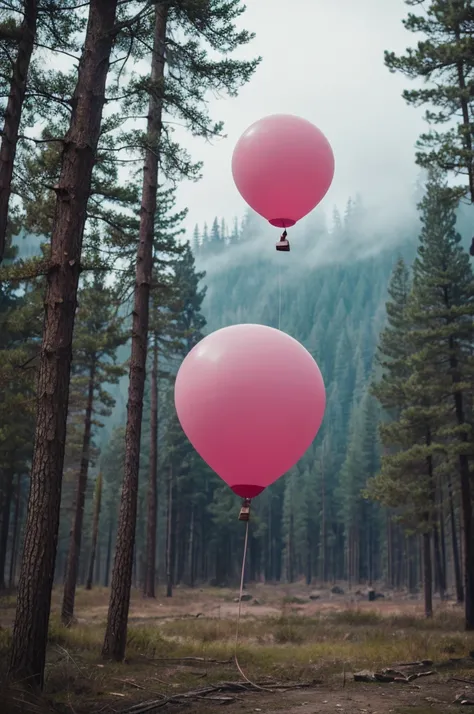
[220,217,227,243]
[191,224,200,252]
[9,0,122,688]
[339,391,380,585]
[86,472,102,590]
[0,0,84,264]
[369,382,443,618]
[372,257,412,415]
[210,217,220,243]
[143,189,188,599]
[0,236,42,588]
[406,167,474,629]
[61,275,127,625]
[102,1,169,661]
[100,427,126,587]
[385,0,474,201]
[103,0,259,661]
[171,242,206,351]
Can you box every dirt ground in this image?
[192,681,466,714]
[2,583,474,713]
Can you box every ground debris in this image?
[138,654,232,666]
[353,667,436,684]
[454,692,474,705]
[118,679,320,714]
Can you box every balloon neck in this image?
[269,218,296,228]
[231,484,265,499]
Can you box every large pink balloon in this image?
[174,324,326,499]
[232,114,335,228]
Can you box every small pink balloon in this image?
[174,324,326,499]
[232,114,335,228]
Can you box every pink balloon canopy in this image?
[174,324,326,499]
[232,114,334,228]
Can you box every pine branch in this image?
[0,257,54,281]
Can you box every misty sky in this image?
[173,0,428,234]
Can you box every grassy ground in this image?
[1,584,474,712]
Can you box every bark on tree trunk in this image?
[0,0,37,265]
[102,4,168,661]
[104,517,113,588]
[439,494,447,592]
[86,472,102,590]
[423,528,433,619]
[448,343,474,629]
[144,332,158,597]
[166,463,173,598]
[9,0,119,688]
[8,473,22,589]
[433,521,446,600]
[387,513,392,588]
[454,28,474,203]
[448,478,464,603]
[321,448,327,583]
[0,468,14,589]
[62,359,96,624]
[187,506,195,587]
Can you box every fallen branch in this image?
[120,679,319,714]
[354,668,436,684]
[112,678,166,696]
[154,657,232,664]
[139,654,232,665]
[454,692,474,706]
[449,676,474,686]
[407,671,436,682]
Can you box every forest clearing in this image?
[1,584,474,713]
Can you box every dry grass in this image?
[0,585,473,712]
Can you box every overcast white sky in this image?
[172,0,427,234]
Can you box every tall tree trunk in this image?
[439,493,447,593]
[62,359,97,624]
[8,473,22,589]
[95,540,101,585]
[102,4,168,661]
[186,506,195,587]
[86,473,102,590]
[166,463,173,598]
[173,486,181,584]
[426,441,438,610]
[104,517,113,588]
[422,528,433,618]
[0,0,37,265]
[454,26,474,203]
[0,468,14,589]
[321,453,327,583]
[433,522,446,600]
[9,0,119,688]
[449,345,474,629]
[408,534,418,594]
[144,332,158,598]
[448,478,464,603]
[387,513,392,588]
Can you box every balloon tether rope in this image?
[234,501,265,690]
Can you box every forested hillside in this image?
[6,191,474,607]
[32,194,466,596]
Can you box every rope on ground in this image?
[234,518,265,690]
